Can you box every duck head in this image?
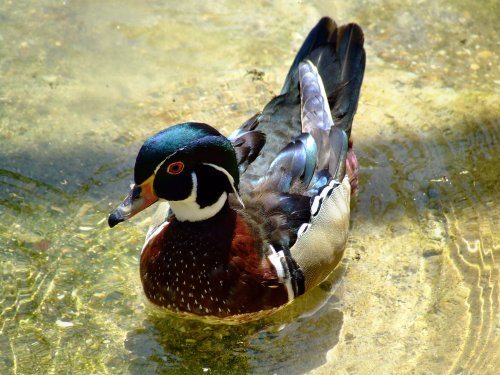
[108,122,240,227]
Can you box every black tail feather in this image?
[280,18,365,137]
[331,23,365,136]
[281,17,337,95]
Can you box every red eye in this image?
[167,161,184,175]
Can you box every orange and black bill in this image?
[108,175,158,228]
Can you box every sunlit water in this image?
[1,0,499,374]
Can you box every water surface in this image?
[1,0,499,374]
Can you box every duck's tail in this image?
[238,18,365,191]
[282,17,365,138]
[291,18,364,194]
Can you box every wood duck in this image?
[109,17,365,321]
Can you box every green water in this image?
[1,0,499,374]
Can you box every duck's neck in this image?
[168,170,229,222]
[169,192,228,222]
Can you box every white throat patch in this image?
[168,171,228,222]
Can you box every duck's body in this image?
[140,203,290,317]
[109,17,365,321]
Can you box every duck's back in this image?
[237,18,365,181]
[230,17,365,300]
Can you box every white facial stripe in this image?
[154,157,170,175]
[169,192,227,222]
[188,171,198,202]
[203,163,245,208]
[153,149,183,175]
[203,163,235,184]
[168,171,228,222]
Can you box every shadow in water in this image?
[124,295,343,374]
